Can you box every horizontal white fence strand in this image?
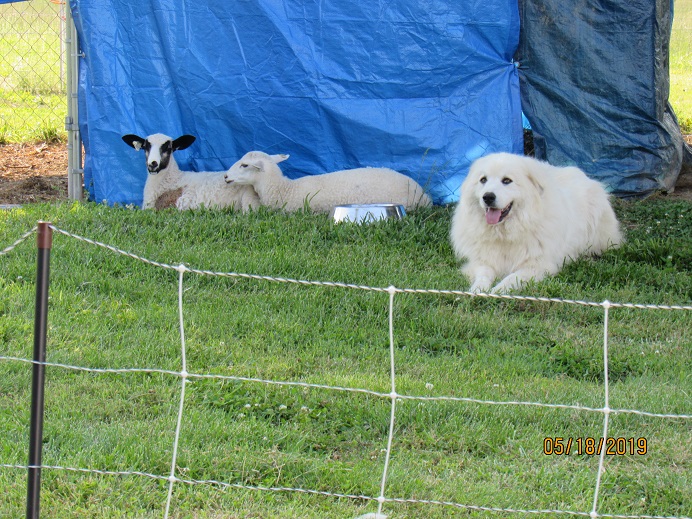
[47,225,692,311]
[1,355,690,421]
[0,463,689,519]
[0,463,380,502]
[1,224,691,519]
[0,226,37,256]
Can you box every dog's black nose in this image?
[482,192,496,206]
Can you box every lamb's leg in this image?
[156,187,183,210]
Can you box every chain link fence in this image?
[0,0,67,143]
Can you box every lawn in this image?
[0,2,690,517]
[0,0,65,143]
[670,0,692,132]
[0,200,690,518]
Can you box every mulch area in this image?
[1,139,691,205]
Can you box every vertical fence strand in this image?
[164,266,190,518]
[591,301,612,519]
[374,287,399,518]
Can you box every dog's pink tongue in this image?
[486,208,502,225]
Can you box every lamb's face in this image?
[122,133,196,175]
[142,135,173,174]
[224,153,263,185]
[224,152,289,185]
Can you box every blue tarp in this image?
[517,0,684,198]
[69,0,523,206]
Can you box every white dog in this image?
[450,153,622,294]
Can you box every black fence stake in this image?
[26,222,52,519]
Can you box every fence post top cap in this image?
[37,221,53,249]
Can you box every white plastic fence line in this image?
[591,302,611,519]
[1,225,691,519]
[3,225,692,421]
[375,287,399,518]
[0,226,37,257]
[1,354,690,421]
[44,225,692,311]
[163,265,190,518]
[1,460,690,519]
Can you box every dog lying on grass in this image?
[450,153,622,294]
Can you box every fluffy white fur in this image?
[122,133,260,211]
[450,153,622,294]
[223,151,432,213]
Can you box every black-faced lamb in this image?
[223,151,432,213]
[122,133,260,211]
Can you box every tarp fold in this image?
[516,0,684,198]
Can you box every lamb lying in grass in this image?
[122,133,260,211]
[223,151,432,212]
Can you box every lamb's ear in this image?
[122,134,145,151]
[245,158,266,171]
[172,135,196,151]
[271,154,289,164]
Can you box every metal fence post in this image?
[26,222,53,519]
[65,3,84,201]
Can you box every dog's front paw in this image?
[468,279,492,294]
[490,282,514,295]
[492,269,547,294]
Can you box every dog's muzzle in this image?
[483,192,512,225]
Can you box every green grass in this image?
[0,200,690,518]
[0,0,66,143]
[671,0,692,133]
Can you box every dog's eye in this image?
[479,176,487,184]
[502,177,513,185]
[240,163,248,168]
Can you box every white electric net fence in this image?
[1,224,691,519]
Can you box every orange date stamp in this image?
[543,437,647,456]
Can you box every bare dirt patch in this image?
[0,142,68,205]
[0,139,691,205]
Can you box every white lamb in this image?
[122,133,260,211]
[223,151,432,213]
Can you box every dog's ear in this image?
[525,169,545,195]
